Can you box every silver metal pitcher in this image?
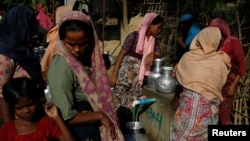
[146,58,165,89]
[155,66,177,94]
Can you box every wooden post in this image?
[122,0,128,31]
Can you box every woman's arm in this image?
[177,36,186,49]
[144,51,161,68]
[48,57,116,139]
[68,111,116,139]
[0,99,11,124]
[227,74,241,96]
[109,48,128,86]
[227,39,246,96]
[0,56,16,123]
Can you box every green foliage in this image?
[178,0,227,27]
[3,0,48,10]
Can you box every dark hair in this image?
[59,19,95,67]
[151,15,164,25]
[59,20,94,41]
[2,77,45,109]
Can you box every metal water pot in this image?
[155,66,177,94]
[124,121,149,141]
[147,58,165,89]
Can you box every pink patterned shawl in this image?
[136,12,158,85]
[55,11,124,141]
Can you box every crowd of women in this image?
[0,3,246,141]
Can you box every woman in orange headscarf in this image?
[170,27,231,141]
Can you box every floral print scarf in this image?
[55,11,124,141]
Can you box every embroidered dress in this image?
[170,89,219,141]
[171,27,231,141]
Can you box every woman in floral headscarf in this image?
[109,12,164,109]
[170,27,231,141]
[47,11,124,141]
[209,18,246,125]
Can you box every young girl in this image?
[0,77,75,141]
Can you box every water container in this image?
[124,121,149,141]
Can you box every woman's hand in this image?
[226,84,237,97]
[99,113,117,139]
[177,36,186,49]
[109,72,118,87]
[145,52,154,68]
[44,103,59,119]
[172,64,178,77]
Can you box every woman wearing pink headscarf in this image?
[109,12,164,109]
[209,18,246,125]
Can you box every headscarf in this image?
[36,3,43,12]
[55,5,73,24]
[40,5,73,81]
[135,12,158,85]
[180,13,193,22]
[180,14,200,46]
[0,5,44,87]
[209,18,246,76]
[176,27,231,102]
[209,18,236,47]
[55,11,124,141]
[184,23,200,46]
[36,5,53,31]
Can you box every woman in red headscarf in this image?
[209,18,246,125]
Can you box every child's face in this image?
[63,30,90,59]
[14,97,37,121]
